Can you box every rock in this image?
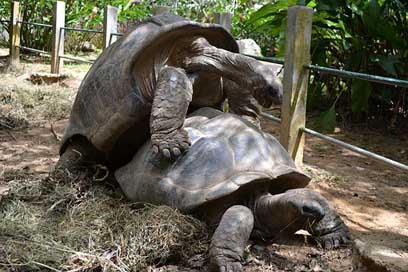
[28,72,69,85]
[237,38,262,56]
[0,30,9,42]
[352,239,408,272]
[236,39,284,80]
[81,41,96,53]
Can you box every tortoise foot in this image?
[151,128,191,158]
[315,220,350,249]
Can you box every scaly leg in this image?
[55,136,104,172]
[209,205,254,272]
[223,78,262,127]
[150,66,193,158]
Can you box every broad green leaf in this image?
[351,80,372,113]
[307,0,317,8]
[246,4,275,26]
[316,104,336,132]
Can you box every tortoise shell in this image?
[115,108,310,212]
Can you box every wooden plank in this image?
[280,6,313,165]
[51,1,65,74]
[103,5,118,49]
[214,12,232,32]
[9,1,21,65]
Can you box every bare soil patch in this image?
[261,115,408,272]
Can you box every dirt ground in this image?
[0,49,407,271]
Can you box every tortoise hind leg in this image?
[209,205,254,272]
[55,136,105,172]
[254,189,349,249]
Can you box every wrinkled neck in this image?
[185,46,265,91]
[253,193,301,238]
[169,36,265,91]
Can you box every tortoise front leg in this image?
[209,205,254,272]
[223,78,262,127]
[150,66,193,158]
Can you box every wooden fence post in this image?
[103,5,118,49]
[152,6,170,15]
[214,12,232,32]
[51,1,65,74]
[9,1,21,66]
[280,6,313,166]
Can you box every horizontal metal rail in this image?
[62,26,103,34]
[243,54,285,65]
[305,64,408,88]
[261,112,408,172]
[108,32,124,46]
[18,21,52,28]
[261,112,282,123]
[18,45,50,55]
[301,127,408,172]
[60,55,95,64]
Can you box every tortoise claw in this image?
[162,148,171,158]
[316,225,350,249]
[172,147,181,156]
[151,128,191,159]
[180,142,190,150]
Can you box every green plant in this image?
[0,0,265,51]
[246,0,408,131]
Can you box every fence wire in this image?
[305,64,408,88]
[261,111,408,172]
[18,21,52,28]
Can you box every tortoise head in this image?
[251,64,283,108]
[177,37,283,108]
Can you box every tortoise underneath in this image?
[115,108,350,272]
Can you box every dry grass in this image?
[0,169,209,271]
[0,73,75,129]
[304,165,348,185]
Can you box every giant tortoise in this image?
[115,107,350,272]
[57,13,282,170]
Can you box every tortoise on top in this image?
[57,13,282,170]
[116,107,350,272]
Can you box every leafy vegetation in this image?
[0,0,258,51]
[246,0,408,131]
